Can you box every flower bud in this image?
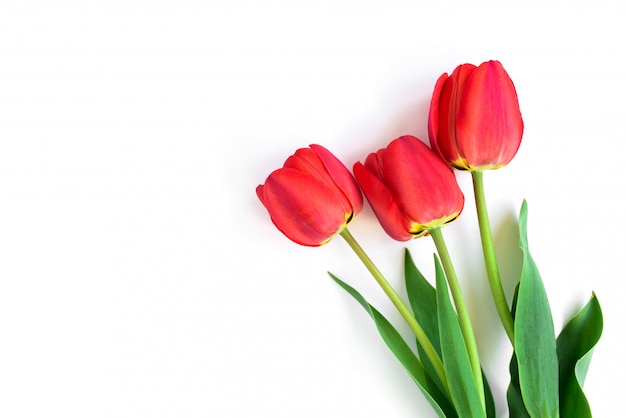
[257,144,363,246]
[428,60,524,171]
[353,135,464,241]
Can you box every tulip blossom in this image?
[428,60,524,171]
[353,135,464,241]
[256,144,363,247]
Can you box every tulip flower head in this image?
[256,144,363,247]
[353,135,464,241]
[428,60,524,171]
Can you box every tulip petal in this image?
[255,184,266,206]
[428,72,448,156]
[437,64,476,169]
[260,168,348,246]
[381,136,464,225]
[363,149,386,182]
[353,161,413,241]
[457,60,524,169]
[310,144,363,215]
[284,145,362,219]
[284,147,331,181]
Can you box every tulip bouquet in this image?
[256,60,602,417]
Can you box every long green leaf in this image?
[404,249,443,389]
[556,293,603,417]
[514,200,559,417]
[329,272,455,418]
[508,352,532,418]
[507,283,531,418]
[482,370,497,418]
[434,256,485,418]
[405,249,496,418]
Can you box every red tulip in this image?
[353,136,464,241]
[428,60,524,171]
[256,144,363,247]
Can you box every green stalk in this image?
[339,228,449,392]
[471,170,515,344]
[429,227,485,410]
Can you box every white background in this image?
[1,1,624,417]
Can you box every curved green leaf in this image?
[434,256,485,418]
[514,200,559,417]
[329,272,455,418]
[556,293,603,417]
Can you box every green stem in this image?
[339,228,449,393]
[429,227,485,411]
[471,170,515,344]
